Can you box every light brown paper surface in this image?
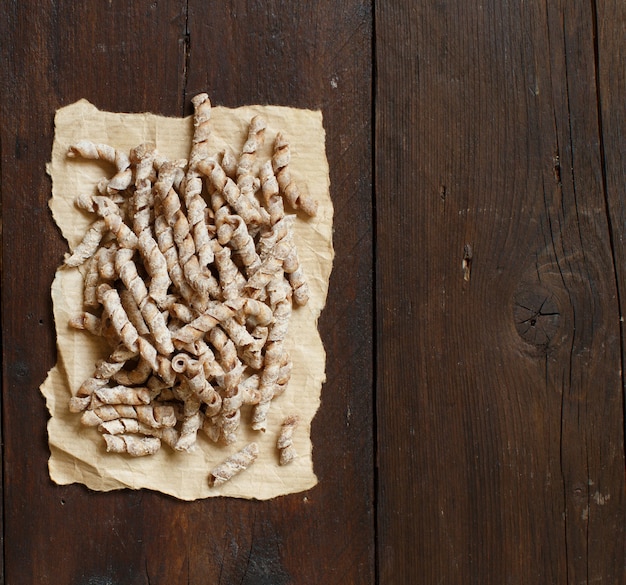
[41,99,333,500]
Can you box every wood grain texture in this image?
[0,1,373,584]
[376,0,625,583]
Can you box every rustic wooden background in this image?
[1,1,624,583]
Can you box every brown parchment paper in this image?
[41,99,333,500]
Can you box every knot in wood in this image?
[513,286,560,347]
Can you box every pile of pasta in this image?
[63,94,315,483]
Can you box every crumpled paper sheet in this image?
[41,99,333,500]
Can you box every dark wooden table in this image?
[1,1,624,583]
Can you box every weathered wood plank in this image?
[1,1,374,583]
[2,2,185,584]
[376,0,625,582]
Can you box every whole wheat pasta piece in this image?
[80,408,110,426]
[243,255,283,299]
[129,143,157,235]
[197,159,264,226]
[256,215,295,260]
[239,172,267,227]
[138,231,171,306]
[99,418,141,435]
[273,354,293,399]
[97,404,138,420]
[240,373,261,405]
[277,414,300,465]
[93,346,137,379]
[190,93,212,159]
[281,240,300,274]
[221,384,246,412]
[186,371,222,411]
[95,385,152,406]
[288,266,310,307]
[241,325,268,370]
[106,167,133,194]
[172,357,218,406]
[204,387,223,418]
[80,409,109,427]
[137,422,180,449]
[97,284,139,352]
[207,327,244,395]
[104,212,139,250]
[119,289,150,336]
[272,132,318,217]
[171,352,202,375]
[228,298,273,327]
[204,168,226,213]
[219,409,241,445]
[202,416,221,443]
[171,301,234,344]
[214,206,234,243]
[156,355,177,386]
[114,248,174,356]
[208,442,259,487]
[173,338,208,357]
[251,340,284,431]
[112,357,153,386]
[85,195,138,250]
[74,192,97,213]
[80,403,137,426]
[82,256,101,308]
[216,213,261,275]
[268,296,292,343]
[103,434,161,457]
[213,242,246,300]
[169,210,220,298]
[266,274,292,310]
[160,183,183,220]
[259,160,284,226]
[68,311,105,337]
[172,382,202,418]
[199,345,226,383]
[136,336,159,372]
[221,317,255,349]
[147,375,172,394]
[67,140,127,169]
[112,247,149,303]
[186,188,214,268]
[169,302,196,323]
[185,94,214,266]
[67,141,133,194]
[174,410,204,452]
[235,116,271,226]
[217,354,244,395]
[183,241,220,297]
[131,184,154,238]
[136,404,177,428]
[69,396,92,413]
[214,385,246,444]
[96,243,118,281]
[153,214,197,305]
[75,375,109,399]
[83,402,175,429]
[166,205,217,297]
[64,219,108,267]
[140,300,175,356]
[208,326,239,376]
[237,115,266,178]
[221,148,238,179]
